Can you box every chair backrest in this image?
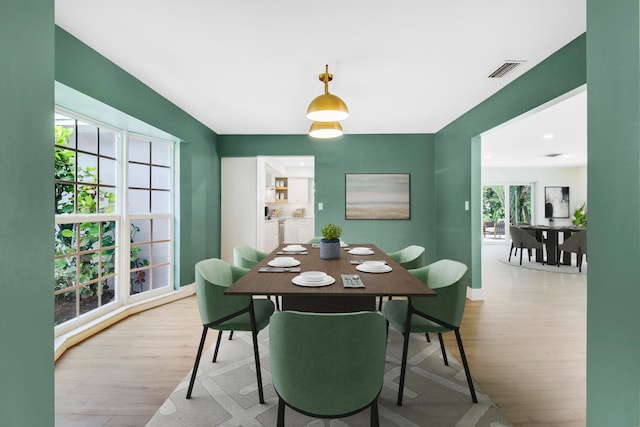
[194,258,251,326]
[307,236,322,244]
[561,230,587,253]
[269,310,387,417]
[388,245,426,269]
[510,226,540,248]
[233,244,268,268]
[409,259,468,328]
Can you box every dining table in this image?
[519,224,586,265]
[225,243,436,312]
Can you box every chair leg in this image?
[508,243,514,262]
[212,329,223,363]
[251,329,265,404]
[425,332,431,342]
[370,399,380,427]
[277,397,285,427]
[228,330,234,340]
[397,331,411,406]
[454,329,478,403]
[519,245,524,265]
[186,326,208,399]
[437,332,448,366]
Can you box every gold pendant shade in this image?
[308,120,343,139]
[307,65,349,138]
[306,93,349,122]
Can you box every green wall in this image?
[218,134,436,255]
[54,27,220,285]
[587,0,640,424]
[0,0,54,425]
[435,34,587,288]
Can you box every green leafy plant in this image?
[320,223,342,241]
[572,203,588,227]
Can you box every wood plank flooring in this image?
[55,244,586,426]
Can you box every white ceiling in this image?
[55,0,586,166]
[482,89,587,168]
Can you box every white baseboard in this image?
[466,287,484,301]
[54,284,195,361]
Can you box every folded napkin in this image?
[259,267,302,273]
[341,274,365,288]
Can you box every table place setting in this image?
[267,256,301,268]
[258,267,302,273]
[278,244,308,255]
[356,261,392,273]
[291,271,335,287]
[341,274,365,288]
[348,246,375,255]
[349,259,387,265]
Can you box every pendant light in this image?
[306,65,349,122]
[309,120,343,139]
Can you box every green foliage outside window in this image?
[54,124,149,324]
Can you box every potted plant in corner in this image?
[320,223,342,260]
[572,203,588,228]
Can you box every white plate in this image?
[292,275,336,287]
[268,258,301,267]
[356,264,392,273]
[283,245,305,252]
[348,247,374,255]
[340,241,349,247]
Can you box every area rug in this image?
[498,252,587,275]
[146,327,513,427]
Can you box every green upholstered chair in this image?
[509,226,544,265]
[557,230,587,272]
[380,245,426,310]
[233,244,269,268]
[186,258,275,403]
[384,259,477,405]
[269,311,387,426]
[233,244,279,309]
[307,236,322,244]
[386,245,426,269]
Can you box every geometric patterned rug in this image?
[147,327,513,427]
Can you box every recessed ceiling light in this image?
[562,154,572,159]
[543,133,555,139]
[483,155,491,159]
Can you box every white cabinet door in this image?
[288,177,308,203]
[283,220,297,244]
[296,219,313,243]
[263,220,278,252]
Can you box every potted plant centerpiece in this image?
[320,223,342,260]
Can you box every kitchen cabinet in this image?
[263,220,279,252]
[275,177,288,202]
[288,177,308,203]
[283,218,314,244]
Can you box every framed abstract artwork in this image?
[345,173,410,220]
[544,186,570,218]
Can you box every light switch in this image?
[318,202,324,210]
[465,201,469,211]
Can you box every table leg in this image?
[545,230,559,265]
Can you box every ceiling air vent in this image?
[488,60,525,78]
[543,153,565,158]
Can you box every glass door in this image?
[483,183,534,243]
[482,185,506,242]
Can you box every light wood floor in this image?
[54,244,586,426]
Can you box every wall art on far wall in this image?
[544,186,570,218]
[345,173,410,220]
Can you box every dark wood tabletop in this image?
[226,243,436,298]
